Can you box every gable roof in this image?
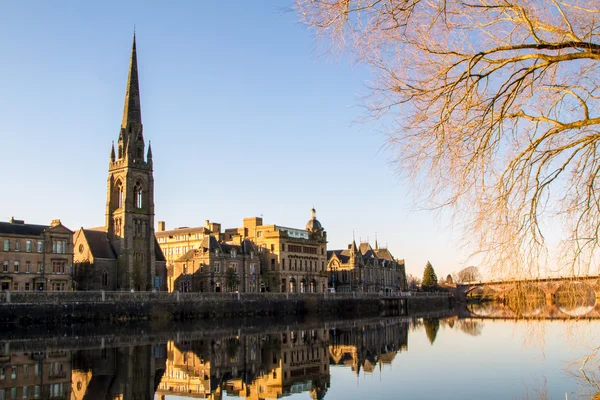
[82,229,117,260]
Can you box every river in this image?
[0,304,598,399]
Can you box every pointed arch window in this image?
[137,146,143,160]
[134,182,143,209]
[115,181,124,209]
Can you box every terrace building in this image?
[0,218,73,292]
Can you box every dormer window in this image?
[231,250,237,258]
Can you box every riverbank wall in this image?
[0,291,452,325]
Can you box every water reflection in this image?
[0,308,599,399]
[0,317,409,399]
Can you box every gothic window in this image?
[134,183,143,209]
[115,181,123,209]
[137,147,143,159]
[118,145,123,159]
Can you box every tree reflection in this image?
[423,319,440,345]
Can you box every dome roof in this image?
[306,207,324,232]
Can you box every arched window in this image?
[114,181,123,209]
[102,270,108,287]
[137,146,143,159]
[134,182,143,209]
[118,145,123,159]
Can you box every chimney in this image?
[158,221,166,232]
[9,217,24,225]
[50,219,61,227]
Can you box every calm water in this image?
[0,305,598,400]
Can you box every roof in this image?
[0,221,48,236]
[82,230,117,259]
[154,237,166,262]
[155,226,211,237]
[359,242,373,254]
[375,248,394,261]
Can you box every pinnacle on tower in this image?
[147,141,153,160]
[110,141,116,162]
[121,33,142,130]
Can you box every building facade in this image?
[327,240,407,294]
[156,220,222,273]
[0,218,73,292]
[223,208,328,293]
[72,35,166,291]
[171,236,259,293]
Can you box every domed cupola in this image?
[305,207,324,232]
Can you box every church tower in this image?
[105,34,156,290]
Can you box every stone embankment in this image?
[0,291,453,325]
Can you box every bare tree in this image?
[296,0,600,278]
[457,266,482,283]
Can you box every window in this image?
[14,241,20,252]
[11,367,16,379]
[257,231,262,238]
[134,182,143,208]
[282,259,285,270]
[231,250,236,258]
[22,386,28,398]
[25,261,30,273]
[37,262,42,273]
[37,241,43,252]
[282,244,285,251]
[52,261,66,274]
[0,367,4,380]
[270,244,275,251]
[25,240,32,252]
[13,283,18,291]
[13,261,19,273]
[24,283,30,291]
[271,259,275,271]
[52,240,66,254]
[2,240,8,252]
[214,262,221,273]
[2,262,7,273]
[102,270,108,287]
[249,264,255,274]
[115,181,123,208]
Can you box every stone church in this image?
[73,35,166,291]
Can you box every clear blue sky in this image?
[0,1,471,277]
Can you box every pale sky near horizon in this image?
[0,1,472,278]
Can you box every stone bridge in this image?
[452,275,600,305]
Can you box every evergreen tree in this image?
[421,261,438,292]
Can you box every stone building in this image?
[0,217,73,292]
[171,236,259,293]
[223,208,328,293]
[327,240,407,294]
[72,35,166,291]
[156,220,222,274]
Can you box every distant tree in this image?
[73,260,94,291]
[421,262,438,292]
[226,268,240,292]
[423,318,440,345]
[445,274,453,285]
[457,266,482,283]
[406,274,421,291]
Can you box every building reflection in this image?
[0,318,409,399]
[0,347,71,399]
[329,320,408,377]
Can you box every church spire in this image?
[121,33,142,130]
